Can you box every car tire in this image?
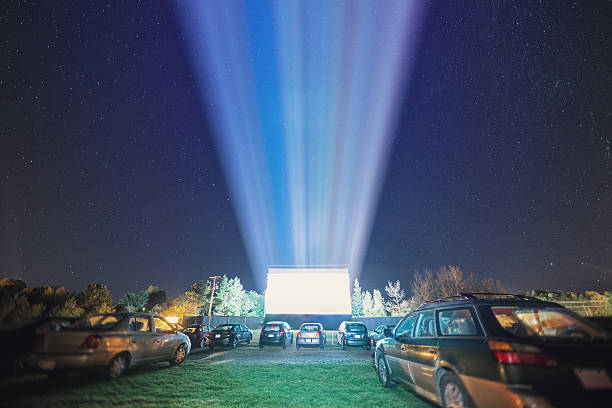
[439,371,474,408]
[366,344,371,351]
[246,334,252,345]
[107,354,128,378]
[231,337,238,349]
[200,338,206,349]
[209,345,215,351]
[282,337,287,349]
[296,343,301,349]
[377,355,396,388]
[341,336,346,350]
[320,343,324,350]
[170,344,188,366]
[259,343,264,349]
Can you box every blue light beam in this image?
[176,0,425,288]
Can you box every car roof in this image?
[265,321,286,325]
[412,293,561,313]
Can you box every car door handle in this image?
[155,339,162,343]
[401,344,407,351]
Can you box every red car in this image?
[182,324,214,348]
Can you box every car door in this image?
[406,310,439,394]
[285,323,293,342]
[238,325,247,342]
[385,314,417,384]
[152,316,178,360]
[128,315,157,364]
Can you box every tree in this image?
[145,286,168,312]
[351,278,364,317]
[437,265,467,297]
[118,290,149,312]
[384,280,405,316]
[245,291,265,316]
[362,291,374,317]
[410,269,437,307]
[76,283,114,316]
[372,290,387,316]
[51,296,84,318]
[214,276,247,316]
[184,280,210,315]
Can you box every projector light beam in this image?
[176,1,425,288]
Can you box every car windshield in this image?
[301,324,320,332]
[215,325,235,331]
[263,324,281,331]
[72,315,122,330]
[347,324,366,332]
[491,307,606,340]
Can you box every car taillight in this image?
[488,340,553,366]
[280,328,284,335]
[260,331,264,336]
[297,331,301,337]
[81,335,101,349]
[316,331,320,337]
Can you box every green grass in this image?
[1,360,432,408]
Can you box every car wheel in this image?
[366,344,371,351]
[246,334,252,345]
[259,343,264,349]
[200,338,206,349]
[170,344,188,366]
[231,337,238,349]
[107,354,128,378]
[440,371,473,408]
[341,336,346,350]
[320,343,324,350]
[296,343,301,349]
[377,355,396,388]
[209,345,215,351]
[282,336,287,349]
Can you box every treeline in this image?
[0,275,263,325]
[351,265,505,317]
[0,279,114,324]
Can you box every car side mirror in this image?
[383,328,394,338]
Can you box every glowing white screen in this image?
[265,267,351,315]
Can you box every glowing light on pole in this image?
[176,1,425,288]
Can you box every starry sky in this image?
[1,1,611,298]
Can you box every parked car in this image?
[182,324,214,349]
[27,313,190,378]
[374,293,612,408]
[370,324,396,347]
[259,321,293,349]
[0,317,78,375]
[296,322,326,349]
[338,321,370,350]
[207,324,252,350]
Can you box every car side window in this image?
[153,317,174,334]
[438,308,479,336]
[414,311,436,337]
[395,314,417,338]
[129,316,151,332]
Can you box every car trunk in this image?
[36,331,94,354]
[504,339,612,404]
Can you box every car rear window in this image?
[215,325,235,331]
[347,324,366,332]
[73,315,122,330]
[263,324,281,332]
[491,307,605,340]
[301,324,320,332]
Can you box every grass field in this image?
[1,358,433,408]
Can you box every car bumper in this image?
[27,352,112,371]
[207,338,232,346]
[344,338,370,347]
[296,337,324,345]
[460,374,554,408]
[259,336,284,345]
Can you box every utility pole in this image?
[207,276,221,326]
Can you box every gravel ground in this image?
[187,332,374,364]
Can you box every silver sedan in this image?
[28,313,191,378]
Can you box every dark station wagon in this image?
[375,293,612,408]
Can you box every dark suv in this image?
[375,293,612,408]
[338,321,371,350]
[259,321,293,349]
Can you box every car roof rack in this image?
[420,292,537,307]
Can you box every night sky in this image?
[2,1,611,298]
